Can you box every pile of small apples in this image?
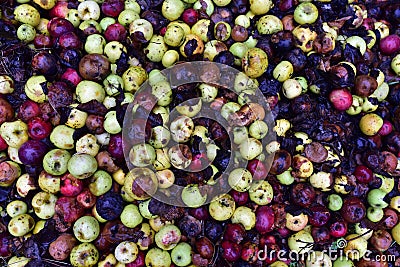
[1,0,400,266]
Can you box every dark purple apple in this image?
[104,23,127,42]
[108,133,124,160]
[101,0,124,17]
[18,140,49,165]
[47,17,74,38]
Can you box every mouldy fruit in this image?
[0,120,29,148]
[249,180,273,205]
[145,248,171,267]
[24,75,48,103]
[256,15,283,35]
[155,224,182,250]
[31,191,57,219]
[6,200,28,218]
[228,168,253,192]
[73,216,100,242]
[209,194,236,221]
[122,66,148,93]
[288,230,314,254]
[43,149,71,176]
[242,48,268,78]
[115,241,139,264]
[8,214,35,237]
[14,4,41,26]
[70,243,99,267]
[179,34,204,58]
[79,54,111,82]
[49,234,77,261]
[77,1,101,21]
[38,171,61,194]
[123,167,158,200]
[359,113,383,136]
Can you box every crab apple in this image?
[61,68,82,87]
[33,34,52,48]
[247,159,268,180]
[378,120,393,136]
[47,17,74,38]
[181,8,198,26]
[329,88,353,111]
[329,220,347,238]
[28,117,52,140]
[255,206,275,234]
[61,173,84,197]
[101,0,124,17]
[18,140,49,166]
[18,100,41,122]
[104,23,127,42]
[49,1,70,18]
[354,165,373,184]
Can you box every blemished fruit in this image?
[3,1,400,267]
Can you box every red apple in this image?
[49,1,70,18]
[329,88,353,111]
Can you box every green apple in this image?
[276,169,295,185]
[68,153,98,179]
[294,2,319,25]
[392,223,400,244]
[391,196,400,212]
[145,248,171,267]
[50,125,75,149]
[0,120,28,148]
[155,224,181,250]
[43,149,71,176]
[288,230,314,254]
[367,207,384,222]
[70,243,99,267]
[228,168,253,192]
[209,194,236,221]
[367,189,388,208]
[181,184,207,208]
[171,242,192,266]
[31,192,57,219]
[120,204,143,228]
[138,199,158,219]
[328,194,343,211]
[73,216,100,243]
[89,170,112,196]
[306,251,332,267]
[231,206,256,230]
[114,241,138,264]
[104,41,127,63]
[355,223,373,240]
